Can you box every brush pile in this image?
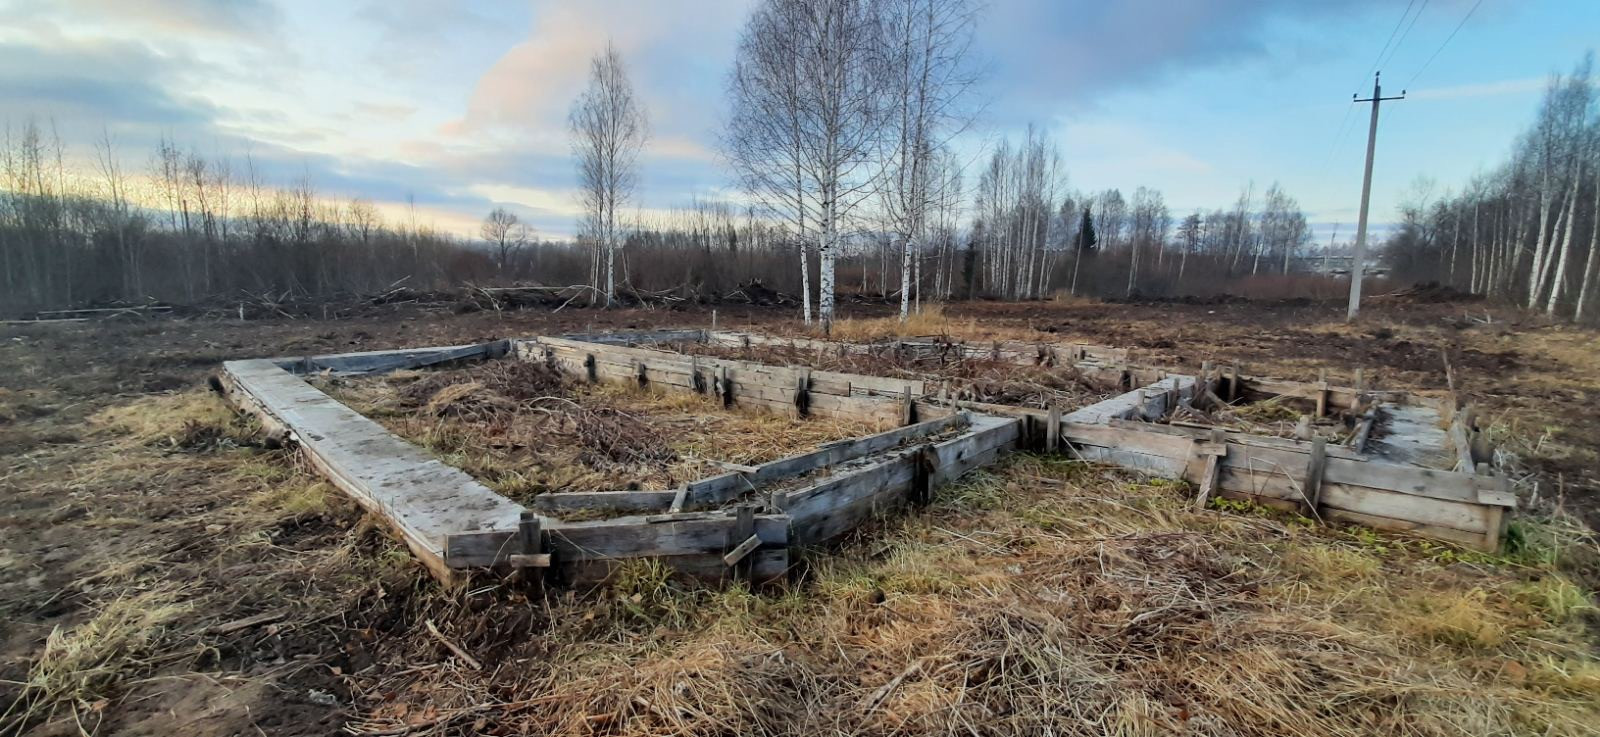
[394,360,678,468]
[317,360,885,501]
[1170,393,1356,444]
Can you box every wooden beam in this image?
[1193,428,1226,510]
[220,360,525,585]
[1303,437,1328,517]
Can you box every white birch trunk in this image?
[1575,178,1600,322]
[1546,160,1584,315]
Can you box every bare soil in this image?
[0,296,1596,737]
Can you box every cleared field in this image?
[0,297,1596,737]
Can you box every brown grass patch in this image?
[337,454,1600,736]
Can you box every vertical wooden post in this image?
[1193,428,1226,510]
[1315,368,1328,418]
[1200,361,1214,395]
[690,357,707,394]
[1046,404,1061,453]
[793,368,812,418]
[728,504,756,583]
[1354,368,1366,394]
[717,365,733,408]
[512,511,545,582]
[912,444,937,506]
[1303,437,1328,519]
[635,360,648,388]
[584,353,597,383]
[901,383,916,426]
[1227,364,1242,401]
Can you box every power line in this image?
[1405,0,1485,89]
[1324,1,1418,178]
[1377,0,1431,72]
[1365,0,1418,81]
[1316,101,1358,177]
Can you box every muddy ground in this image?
[0,295,1596,736]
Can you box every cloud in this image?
[979,0,1387,122]
[13,0,283,40]
[442,1,748,146]
[0,37,216,133]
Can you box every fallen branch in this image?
[424,619,482,671]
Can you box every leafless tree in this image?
[570,41,647,307]
[481,207,530,274]
[726,0,884,333]
[876,0,978,320]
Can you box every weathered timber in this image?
[1064,375,1198,424]
[779,414,1020,546]
[446,512,792,583]
[275,341,505,376]
[219,359,525,584]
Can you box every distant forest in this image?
[1,47,1595,321]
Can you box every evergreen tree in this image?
[1077,208,1098,253]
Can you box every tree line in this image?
[1386,55,1600,321]
[9,1,1589,324]
[0,122,487,313]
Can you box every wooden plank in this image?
[274,341,501,376]
[445,512,790,570]
[723,533,762,566]
[1193,429,1226,510]
[530,490,678,515]
[221,360,525,584]
[1107,417,1370,462]
[1046,405,1061,452]
[1216,489,1492,550]
[1367,404,1455,470]
[727,506,758,579]
[1064,375,1196,424]
[530,336,926,396]
[1448,411,1476,473]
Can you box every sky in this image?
[1,0,1595,243]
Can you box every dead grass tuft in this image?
[5,586,194,732]
[91,391,259,450]
[827,304,973,342]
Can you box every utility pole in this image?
[1346,71,1405,321]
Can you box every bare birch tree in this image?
[727,0,883,333]
[876,0,978,320]
[570,41,647,307]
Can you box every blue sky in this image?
[0,0,1594,242]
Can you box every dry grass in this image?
[826,304,973,341]
[90,391,262,451]
[8,304,1598,736]
[340,454,1600,737]
[3,582,195,733]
